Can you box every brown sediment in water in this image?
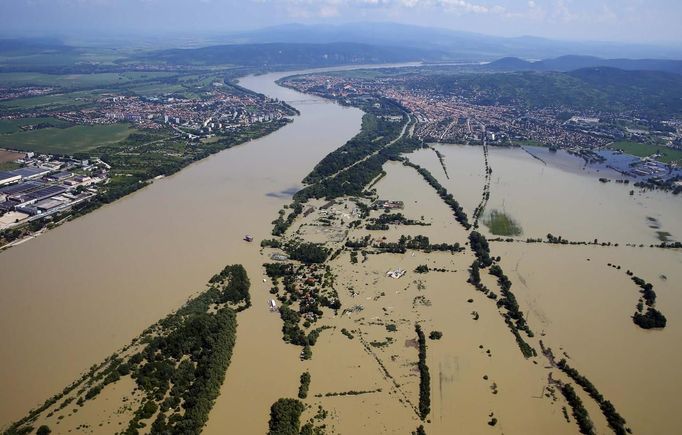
[0,70,363,428]
[413,144,682,244]
[494,243,682,434]
[2,69,681,435]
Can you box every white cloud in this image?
[319,3,340,16]
[551,0,577,22]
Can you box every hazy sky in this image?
[1,0,680,43]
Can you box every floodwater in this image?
[494,243,682,434]
[0,69,363,428]
[331,165,577,434]
[2,65,681,435]
[411,144,682,244]
[405,144,682,433]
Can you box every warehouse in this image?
[0,171,21,187]
[12,167,50,180]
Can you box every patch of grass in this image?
[0,161,21,170]
[0,71,177,90]
[0,89,104,111]
[483,209,522,236]
[125,82,187,97]
[0,123,136,154]
[513,139,545,147]
[0,117,72,134]
[610,141,682,165]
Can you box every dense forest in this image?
[486,55,682,75]
[284,241,330,264]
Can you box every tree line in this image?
[416,324,431,420]
[402,160,470,229]
[468,231,536,358]
[557,358,629,435]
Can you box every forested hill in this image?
[405,67,682,117]
[486,55,682,75]
[141,42,446,67]
[567,67,682,115]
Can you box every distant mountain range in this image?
[143,41,682,76]
[2,22,681,73]
[217,22,682,60]
[486,55,682,74]
[141,42,448,67]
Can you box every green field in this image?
[0,71,177,90]
[513,139,546,147]
[126,81,187,97]
[0,89,105,111]
[0,123,136,155]
[125,72,230,97]
[0,117,72,134]
[609,141,682,164]
[483,209,523,236]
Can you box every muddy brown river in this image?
[1,66,681,435]
[0,69,364,427]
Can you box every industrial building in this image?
[11,167,51,180]
[0,171,22,186]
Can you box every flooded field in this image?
[494,243,682,434]
[1,67,680,435]
[411,144,682,244]
[403,143,682,433]
[242,141,680,434]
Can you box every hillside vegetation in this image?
[405,67,682,117]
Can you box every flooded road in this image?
[0,69,363,427]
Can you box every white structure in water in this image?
[386,268,406,279]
